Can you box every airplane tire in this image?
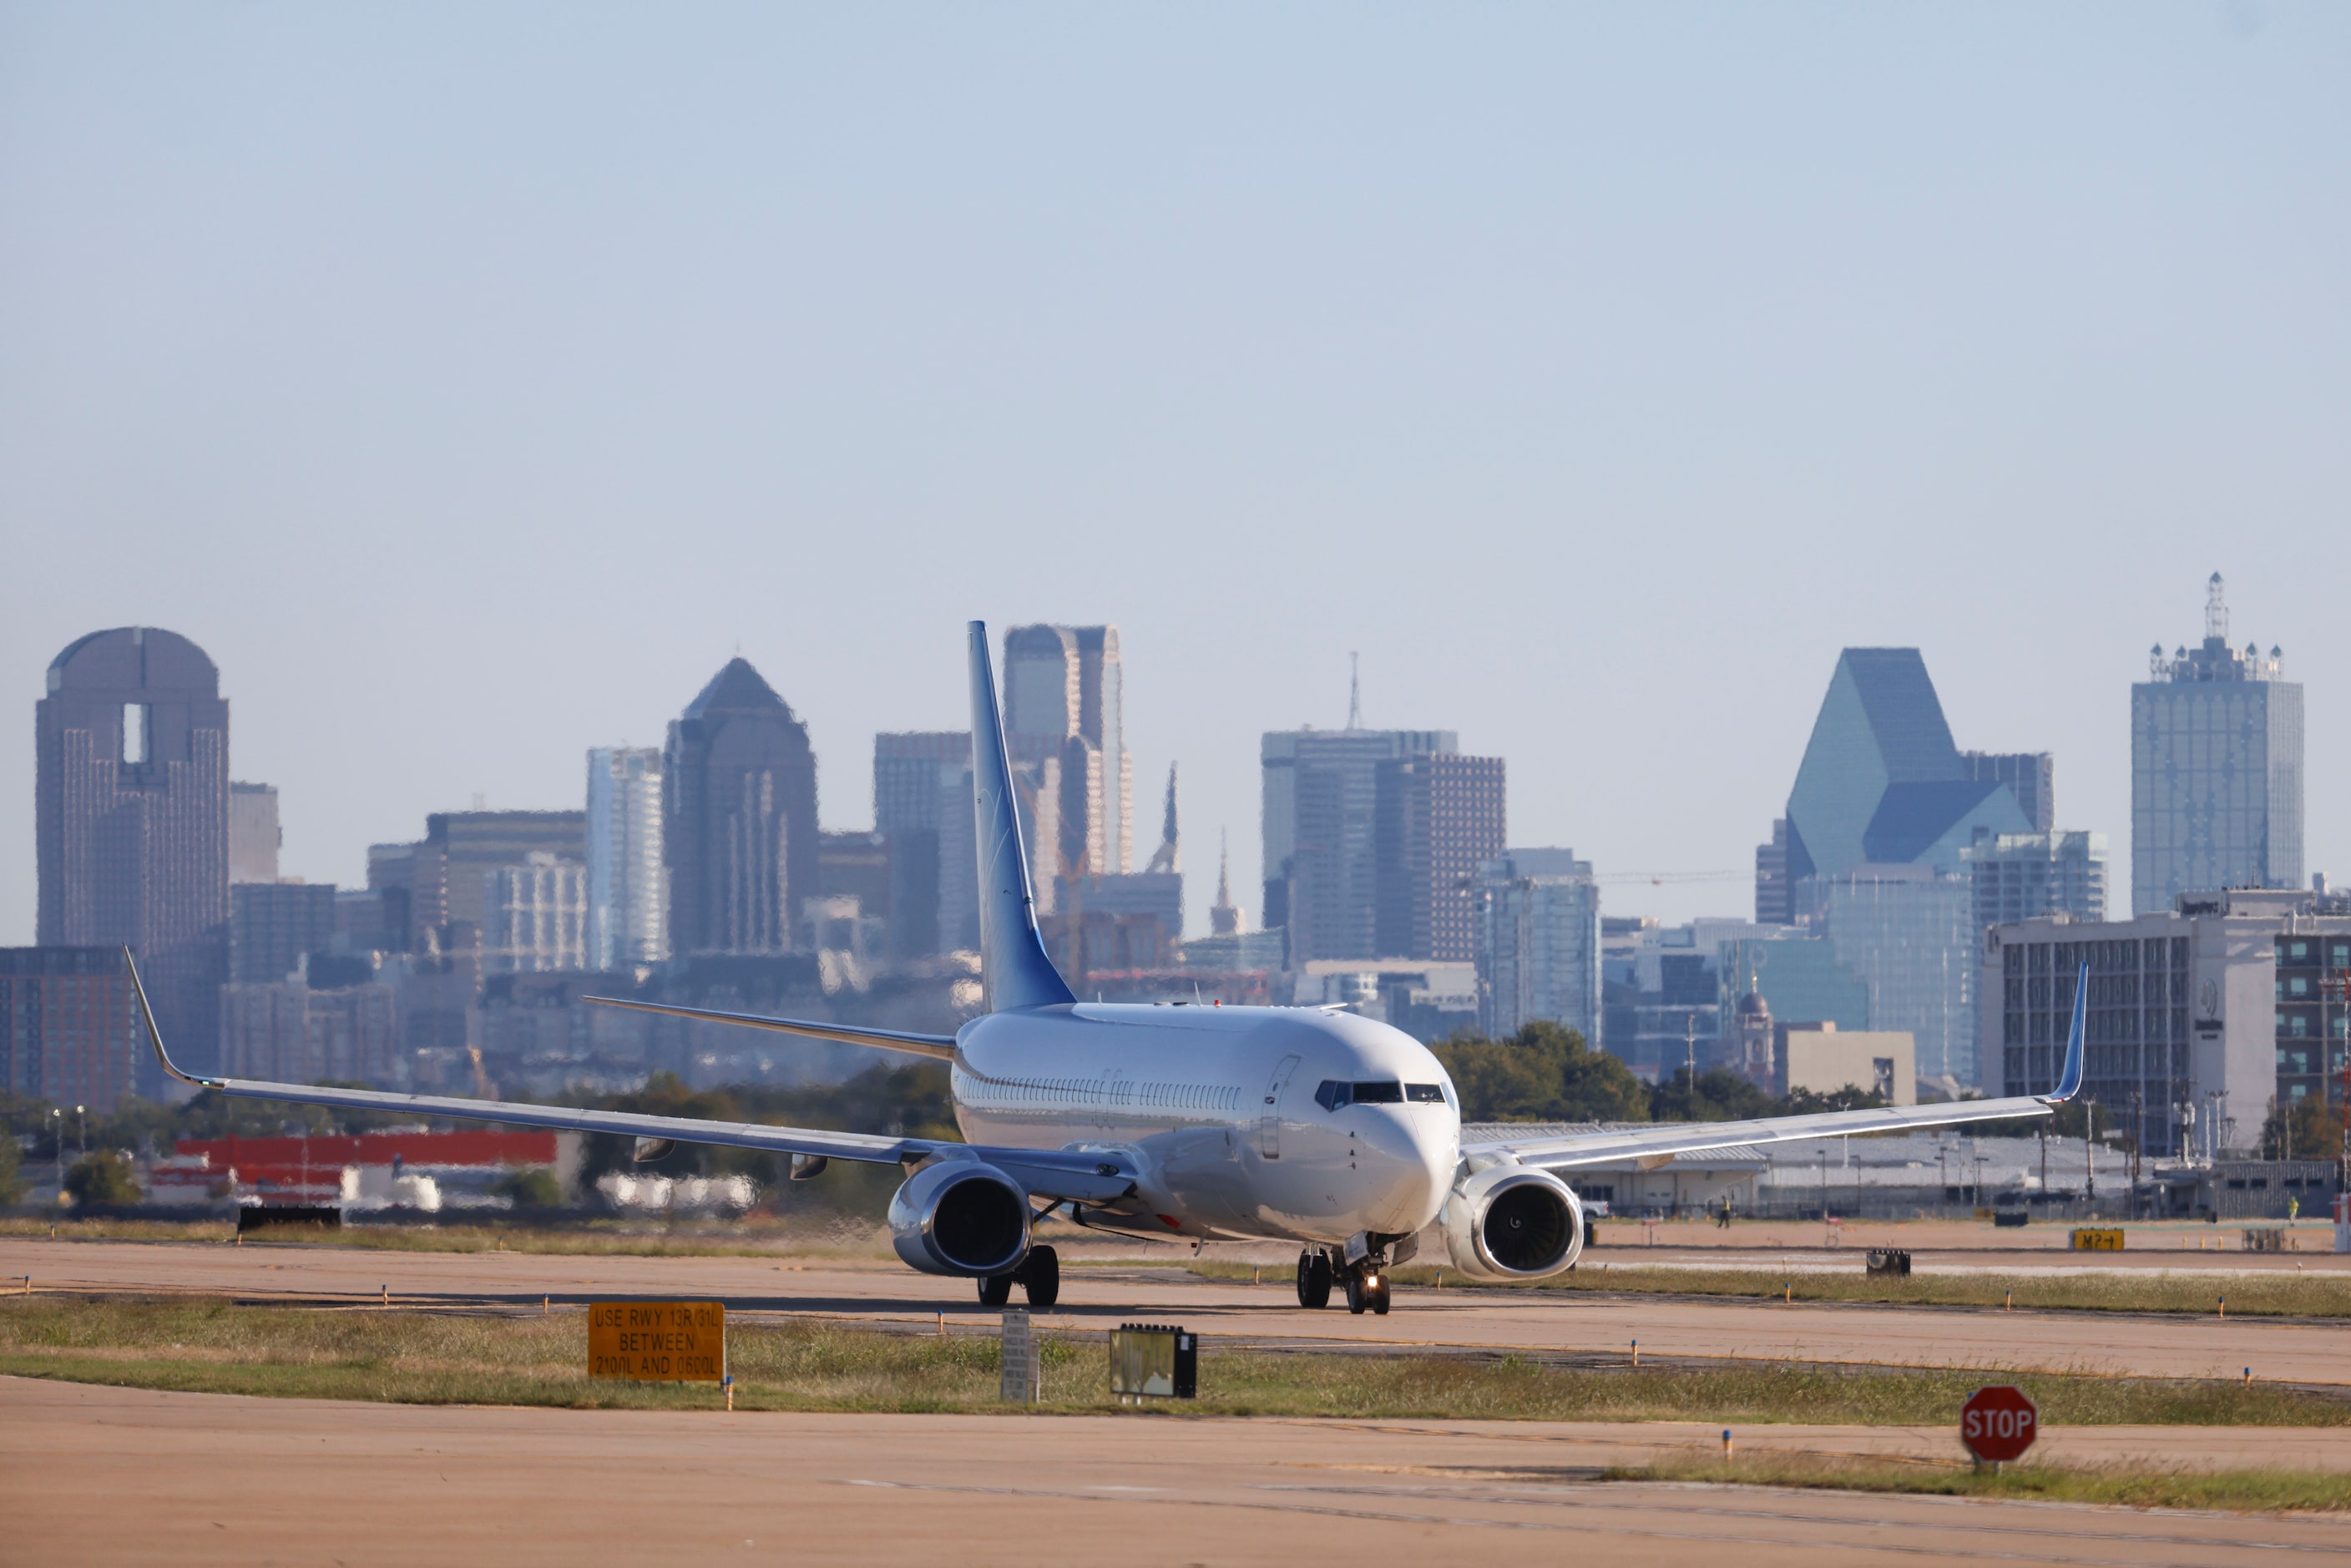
[1297,1249,1333,1308]
[1021,1245,1059,1308]
[1343,1267,1368,1315]
[978,1272,1014,1308]
[1368,1273,1391,1315]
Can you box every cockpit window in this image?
[1315,1080,1424,1110]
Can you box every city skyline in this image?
[3,580,2340,952]
[5,9,2348,945]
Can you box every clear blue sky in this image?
[3,3,2346,942]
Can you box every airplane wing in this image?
[1469,963,2088,1175]
[126,951,1131,1206]
[582,996,957,1061]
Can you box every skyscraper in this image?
[37,627,230,1074]
[1754,817,1792,926]
[482,854,589,973]
[1473,847,1600,1041]
[229,881,338,984]
[665,658,818,955]
[0,947,143,1112]
[381,811,587,950]
[1961,751,2054,834]
[1002,625,1131,892]
[1782,649,2030,882]
[875,731,975,956]
[228,781,281,883]
[586,746,668,970]
[1772,647,2034,1090]
[1375,753,1507,962]
[1261,727,1456,965]
[2132,574,2303,916]
[1961,832,2108,928]
[1807,864,1978,1086]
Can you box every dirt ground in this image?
[6,1236,2347,1383]
[6,1378,2346,1567]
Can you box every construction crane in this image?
[1592,870,1749,887]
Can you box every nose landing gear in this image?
[1295,1247,1388,1314]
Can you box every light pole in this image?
[2084,1098,2097,1211]
[2127,1090,2142,1220]
[75,1105,87,1158]
[51,1107,63,1188]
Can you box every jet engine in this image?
[887,1159,1033,1278]
[1438,1165,1582,1282]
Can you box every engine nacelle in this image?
[887,1159,1033,1278]
[1439,1164,1583,1282]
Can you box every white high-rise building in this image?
[483,852,589,974]
[1003,625,1131,892]
[586,746,668,970]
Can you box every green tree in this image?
[2263,1095,2347,1163]
[1648,1065,1781,1123]
[0,1130,24,1206]
[64,1150,141,1206]
[1431,1023,1650,1123]
[493,1165,565,1208]
[1779,1084,1890,1115]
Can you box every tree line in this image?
[1429,1021,1892,1124]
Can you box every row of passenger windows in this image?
[990,1076,1240,1113]
[1313,1080,1446,1110]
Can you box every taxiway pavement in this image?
[7,1378,2346,1567]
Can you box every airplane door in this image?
[1259,1055,1302,1159]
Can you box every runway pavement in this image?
[7,1237,2346,1383]
[6,1378,2346,1567]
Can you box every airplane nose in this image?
[1356,1108,1451,1234]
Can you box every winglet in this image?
[968,621,1076,1012]
[2042,962,2087,1104]
[124,945,222,1090]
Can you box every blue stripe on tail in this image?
[2045,963,2087,1103]
[968,621,1076,1013]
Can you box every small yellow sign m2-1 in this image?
[588,1301,726,1382]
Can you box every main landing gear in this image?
[978,1245,1059,1309]
[1295,1248,1332,1308]
[1295,1247,1388,1315]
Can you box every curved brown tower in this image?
[38,627,230,1075]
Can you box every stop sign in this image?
[1960,1385,2039,1464]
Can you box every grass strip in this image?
[1614,1452,2351,1512]
[0,1215,894,1258]
[1177,1258,2351,1318]
[2,1297,2344,1425]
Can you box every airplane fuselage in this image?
[953,1002,1459,1247]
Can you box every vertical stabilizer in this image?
[969,622,1077,1012]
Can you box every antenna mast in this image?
[1347,652,1361,731]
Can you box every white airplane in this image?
[134,622,2086,1316]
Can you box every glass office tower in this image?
[2131,575,2303,916]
